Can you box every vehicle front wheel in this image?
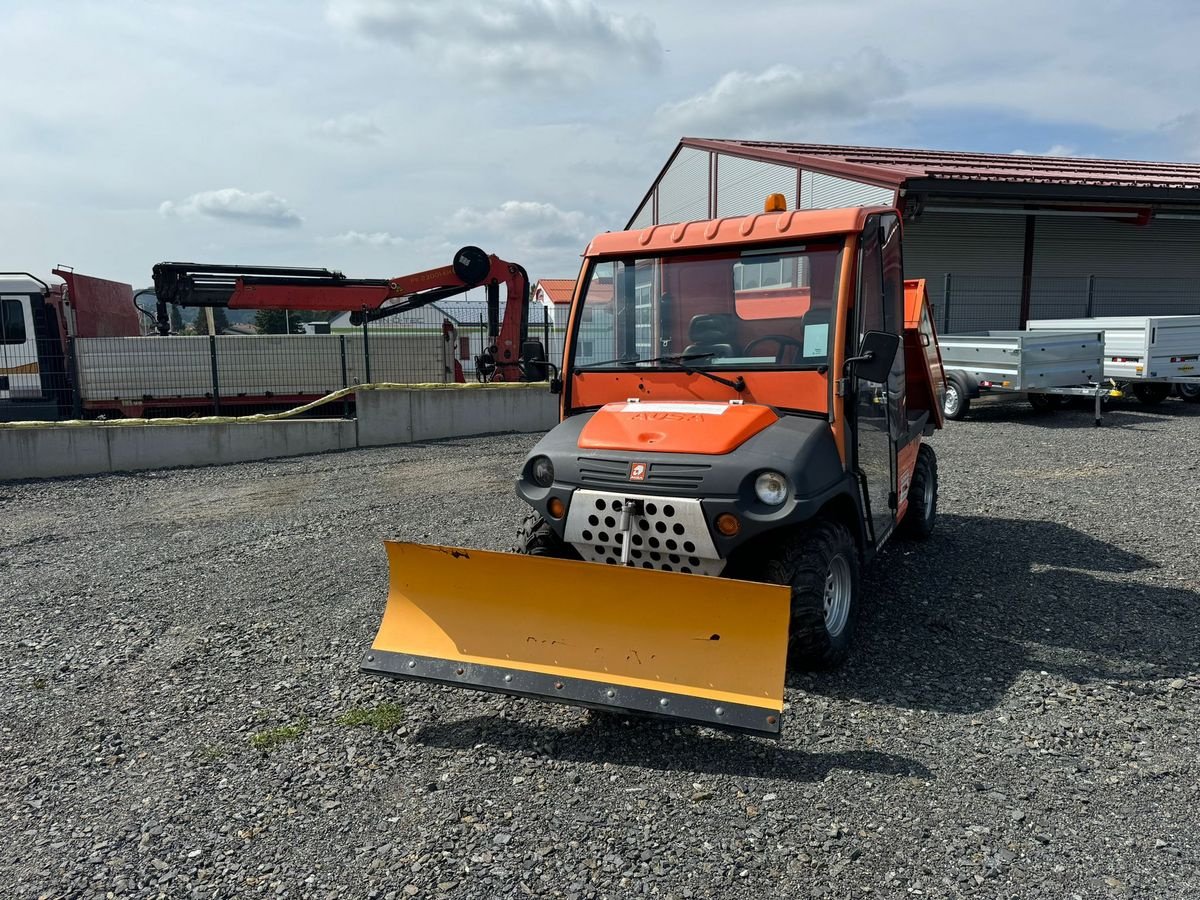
[1178,381,1200,403]
[513,511,579,559]
[758,519,860,670]
[943,378,970,420]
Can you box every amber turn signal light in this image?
[715,513,741,536]
[547,497,566,519]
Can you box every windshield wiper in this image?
[575,351,745,391]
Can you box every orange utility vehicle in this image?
[362,201,946,736]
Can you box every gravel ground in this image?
[1,396,1198,899]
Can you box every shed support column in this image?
[1019,212,1036,328]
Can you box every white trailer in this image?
[1027,315,1200,405]
[939,329,1109,423]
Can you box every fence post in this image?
[1085,274,1095,317]
[361,308,372,384]
[339,334,350,419]
[208,334,221,416]
[542,310,550,350]
[942,273,952,334]
[66,336,83,419]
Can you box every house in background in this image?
[532,279,575,323]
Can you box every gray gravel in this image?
[1,396,1198,899]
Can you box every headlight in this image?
[754,471,789,505]
[530,456,555,487]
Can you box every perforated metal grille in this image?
[564,489,724,576]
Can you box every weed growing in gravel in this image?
[336,703,405,733]
[198,745,225,762]
[249,719,308,751]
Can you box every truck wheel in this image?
[1178,382,1200,403]
[514,512,579,559]
[1028,393,1063,412]
[759,520,860,670]
[943,377,969,420]
[1133,383,1171,405]
[898,444,937,540]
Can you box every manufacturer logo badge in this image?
[629,462,648,482]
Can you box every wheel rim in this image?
[823,553,853,637]
[944,385,960,416]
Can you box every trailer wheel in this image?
[943,377,969,420]
[514,511,579,559]
[898,444,937,540]
[1027,393,1063,412]
[756,519,860,670]
[1133,383,1171,405]
[1178,382,1200,403]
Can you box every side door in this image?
[853,215,898,546]
[1,294,40,401]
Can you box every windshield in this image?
[571,243,841,370]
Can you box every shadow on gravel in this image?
[956,397,1200,430]
[805,513,1200,714]
[415,715,932,781]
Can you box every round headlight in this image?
[530,455,555,487]
[754,471,789,505]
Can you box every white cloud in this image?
[314,113,384,143]
[326,230,406,246]
[653,56,905,137]
[447,200,597,250]
[1011,144,1097,158]
[325,0,660,87]
[159,189,303,228]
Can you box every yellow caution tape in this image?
[0,381,550,429]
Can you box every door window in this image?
[2,298,27,344]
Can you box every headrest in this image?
[688,313,735,343]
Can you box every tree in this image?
[254,308,304,334]
[169,304,184,333]
[190,307,229,334]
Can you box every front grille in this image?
[577,457,710,492]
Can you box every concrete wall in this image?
[0,383,559,481]
[356,384,559,447]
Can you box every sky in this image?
[4,0,1200,289]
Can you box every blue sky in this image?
[3,0,1199,287]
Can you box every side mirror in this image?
[849,331,900,383]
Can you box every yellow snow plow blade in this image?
[362,542,793,736]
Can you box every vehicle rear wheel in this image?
[898,444,937,540]
[514,511,579,559]
[756,519,860,671]
[1133,383,1171,405]
[1177,381,1200,403]
[943,378,970,420]
[1028,393,1064,412]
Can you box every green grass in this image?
[249,719,308,752]
[197,745,225,762]
[336,703,405,733]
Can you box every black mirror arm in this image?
[843,350,874,373]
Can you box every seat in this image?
[682,313,736,359]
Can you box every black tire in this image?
[898,444,937,540]
[1133,382,1171,405]
[1028,393,1064,412]
[943,377,970,420]
[1177,381,1200,403]
[756,519,860,671]
[513,512,579,559]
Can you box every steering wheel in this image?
[743,334,805,364]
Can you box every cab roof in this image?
[585,205,892,258]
